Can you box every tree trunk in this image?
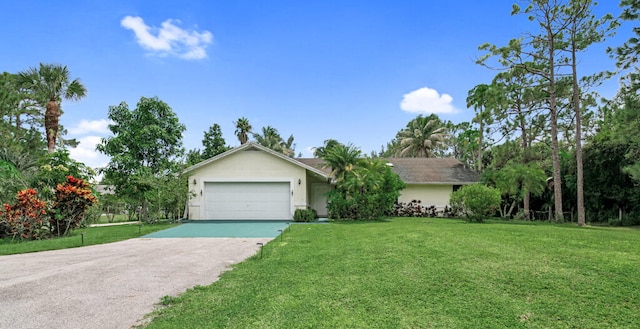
[518,100,531,220]
[478,118,484,172]
[45,99,59,153]
[547,20,564,222]
[571,19,586,227]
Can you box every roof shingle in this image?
[296,157,479,184]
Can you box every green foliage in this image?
[252,125,296,157]
[312,139,342,158]
[389,114,448,157]
[32,150,94,200]
[18,63,87,153]
[450,184,501,222]
[326,157,405,220]
[293,208,317,222]
[483,162,547,218]
[81,204,103,227]
[321,143,362,183]
[97,96,186,221]
[576,140,640,224]
[202,123,230,159]
[233,117,251,145]
[0,158,28,204]
[0,72,46,154]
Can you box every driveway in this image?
[0,237,271,329]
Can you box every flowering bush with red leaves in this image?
[0,189,50,240]
[50,175,98,236]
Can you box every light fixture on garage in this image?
[298,178,301,185]
[192,179,197,185]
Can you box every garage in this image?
[203,181,291,220]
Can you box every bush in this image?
[293,208,317,222]
[450,184,501,223]
[50,176,98,236]
[327,159,405,221]
[0,189,50,240]
[81,204,103,227]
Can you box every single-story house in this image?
[183,142,479,220]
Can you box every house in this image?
[297,157,479,209]
[183,142,478,220]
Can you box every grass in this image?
[0,222,178,255]
[145,218,640,329]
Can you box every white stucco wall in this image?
[399,184,453,208]
[187,149,309,219]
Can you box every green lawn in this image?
[0,223,178,255]
[145,218,640,329]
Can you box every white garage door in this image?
[203,182,291,220]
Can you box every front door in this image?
[310,183,332,217]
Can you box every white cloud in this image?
[400,87,457,114]
[121,15,213,60]
[68,119,111,135]
[68,136,109,169]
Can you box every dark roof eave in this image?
[404,181,478,185]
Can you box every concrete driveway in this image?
[0,237,271,329]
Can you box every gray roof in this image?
[296,157,479,184]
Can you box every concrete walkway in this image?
[0,237,270,329]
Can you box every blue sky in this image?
[1,1,632,169]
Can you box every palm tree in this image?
[19,63,87,153]
[252,126,283,152]
[312,139,342,158]
[395,115,447,157]
[233,117,252,145]
[281,134,296,158]
[321,143,362,183]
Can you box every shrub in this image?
[81,204,103,227]
[0,189,50,240]
[327,159,405,221]
[450,184,501,223]
[50,175,98,236]
[293,208,317,222]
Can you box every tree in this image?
[252,126,284,152]
[483,162,547,218]
[97,96,186,221]
[564,0,616,226]
[466,84,504,171]
[281,134,296,158]
[320,143,362,183]
[202,123,230,159]
[477,1,576,221]
[326,157,405,220]
[608,0,640,92]
[0,72,44,153]
[18,63,86,153]
[251,126,296,157]
[394,115,448,157]
[602,0,640,183]
[312,139,342,158]
[450,184,501,222]
[234,117,252,145]
[0,147,38,203]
